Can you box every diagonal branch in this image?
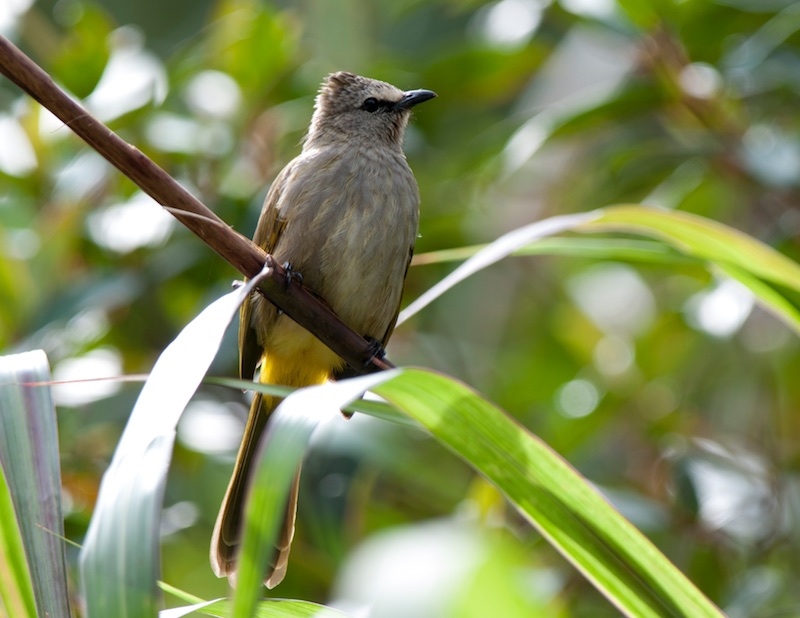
[0,34,392,373]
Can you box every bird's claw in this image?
[282,261,303,288]
[363,337,386,368]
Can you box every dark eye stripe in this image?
[362,97,392,112]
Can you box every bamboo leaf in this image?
[79,271,269,617]
[399,211,598,324]
[233,373,393,618]
[232,367,723,617]
[585,206,800,292]
[0,464,36,618]
[368,369,723,618]
[0,350,71,618]
[402,206,800,334]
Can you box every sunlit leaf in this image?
[233,374,393,617]
[585,206,800,291]
[369,369,725,618]
[584,205,800,332]
[412,236,693,267]
[0,463,36,618]
[48,4,114,98]
[403,206,800,334]
[162,598,348,618]
[0,350,70,618]
[160,581,351,617]
[230,366,722,617]
[79,271,268,617]
[399,211,598,323]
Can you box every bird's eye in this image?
[362,97,380,112]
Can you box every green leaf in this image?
[399,211,598,324]
[583,205,800,332]
[0,465,36,618]
[0,350,71,618]
[206,376,416,427]
[412,237,693,267]
[233,374,392,617]
[614,0,671,29]
[402,205,800,334]
[586,206,800,292]
[715,263,800,334]
[48,4,114,98]
[369,369,724,618]
[162,598,348,618]
[208,0,299,98]
[160,581,350,617]
[237,368,721,617]
[80,272,268,617]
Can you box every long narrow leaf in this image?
[159,581,351,617]
[398,211,598,324]
[401,206,800,335]
[585,206,800,291]
[80,270,268,617]
[412,237,693,267]
[715,263,800,334]
[0,350,71,618]
[233,373,395,618]
[161,598,349,618]
[0,464,36,618]
[362,369,724,618]
[206,376,416,428]
[233,367,722,617]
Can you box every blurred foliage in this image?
[2,0,800,615]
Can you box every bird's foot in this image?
[282,261,303,288]
[363,337,386,369]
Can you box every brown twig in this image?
[0,34,393,374]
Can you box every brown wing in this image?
[331,243,414,381]
[238,161,295,381]
[379,243,415,348]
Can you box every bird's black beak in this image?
[394,89,437,110]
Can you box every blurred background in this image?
[2,0,800,616]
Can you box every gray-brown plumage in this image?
[210,71,435,588]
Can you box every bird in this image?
[210,71,436,588]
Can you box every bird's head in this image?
[307,71,436,149]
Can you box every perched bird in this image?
[210,71,435,588]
